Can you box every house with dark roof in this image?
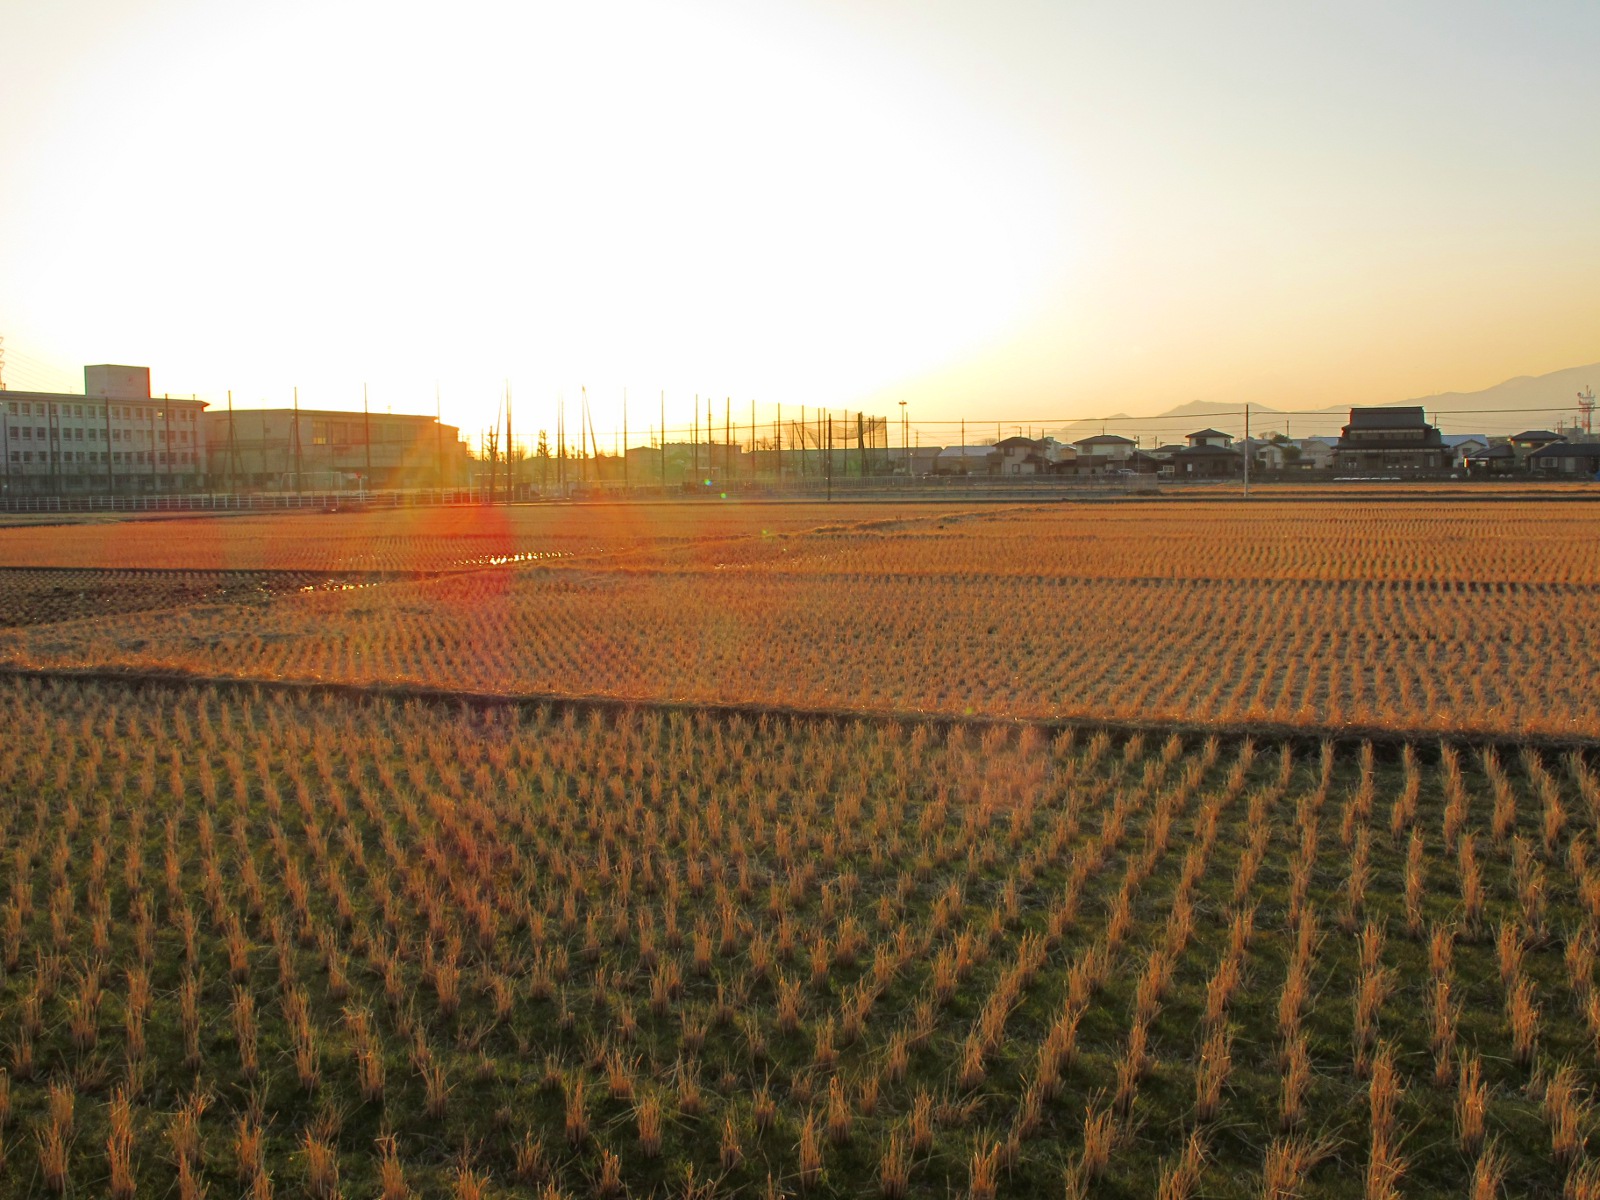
[1186,429,1233,448]
[1171,443,1241,478]
[1463,443,1516,475]
[1529,441,1600,477]
[1509,430,1565,466]
[1333,407,1448,472]
[1052,452,1115,477]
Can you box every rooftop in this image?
[1346,406,1430,430]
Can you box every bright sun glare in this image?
[17,0,1070,433]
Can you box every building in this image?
[1333,407,1448,472]
[1508,430,1565,466]
[202,407,470,490]
[1186,428,1233,448]
[1295,438,1337,470]
[1071,433,1137,462]
[1463,443,1516,475]
[1442,434,1490,468]
[993,436,1052,474]
[1171,443,1241,477]
[935,446,1000,475]
[2,365,207,495]
[1529,441,1600,477]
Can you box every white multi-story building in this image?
[2,365,207,495]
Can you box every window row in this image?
[8,450,195,466]
[6,401,198,421]
[6,426,193,444]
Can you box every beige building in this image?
[2,365,207,495]
[202,407,471,490]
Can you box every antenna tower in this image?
[0,336,7,390]
[1580,386,1595,436]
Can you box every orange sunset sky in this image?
[2,0,1597,442]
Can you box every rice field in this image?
[2,497,1600,1197]
[3,676,1600,1198]
[3,500,1599,738]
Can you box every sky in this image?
[2,0,1597,447]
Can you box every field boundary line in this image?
[1,662,1595,757]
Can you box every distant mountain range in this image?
[1046,362,1599,442]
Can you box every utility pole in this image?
[660,391,666,488]
[163,398,173,491]
[622,389,629,492]
[1243,403,1251,499]
[363,384,372,494]
[724,397,730,483]
[826,414,833,502]
[776,403,782,488]
[435,384,444,495]
[505,381,514,501]
[750,398,756,485]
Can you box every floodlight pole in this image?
[826,414,833,502]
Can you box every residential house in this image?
[1254,441,1301,471]
[1463,444,1516,475]
[1071,433,1136,463]
[1171,443,1241,478]
[1055,453,1113,477]
[993,436,1051,475]
[1509,430,1565,466]
[1186,428,1233,448]
[1333,407,1449,472]
[1530,441,1600,477]
[1441,435,1490,469]
[1295,438,1337,470]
